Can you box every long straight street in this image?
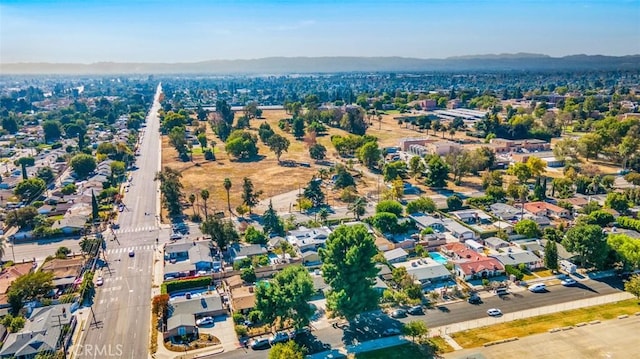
[75,84,162,359]
[216,277,625,359]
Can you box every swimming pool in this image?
[429,252,449,264]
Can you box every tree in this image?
[383,161,408,182]
[241,177,262,214]
[445,148,472,185]
[320,225,379,320]
[35,166,55,184]
[267,133,290,163]
[605,192,629,213]
[625,275,640,300]
[201,217,238,251]
[14,157,35,180]
[526,156,546,178]
[482,170,503,189]
[544,240,559,270]
[446,195,463,211]
[403,320,429,342]
[333,165,355,189]
[309,143,327,161]
[262,200,284,236]
[508,162,532,184]
[608,234,640,270]
[269,341,305,359]
[56,246,71,258]
[624,173,640,187]
[562,224,608,269]
[225,130,259,159]
[245,226,267,245]
[7,271,54,315]
[425,156,449,188]
[255,265,314,330]
[79,237,101,255]
[303,178,325,207]
[5,206,39,228]
[2,116,18,133]
[347,197,367,221]
[223,178,232,214]
[408,156,425,178]
[200,189,210,219]
[376,200,403,216]
[70,153,97,179]
[61,183,76,195]
[42,120,62,142]
[292,117,305,139]
[405,197,436,214]
[578,133,603,161]
[357,141,381,169]
[91,190,99,222]
[197,132,208,148]
[14,178,46,202]
[155,167,184,217]
[168,126,188,158]
[241,267,256,282]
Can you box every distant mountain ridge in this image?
[1,54,639,75]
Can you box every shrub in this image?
[505,265,524,281]
[163,277,212,294]
[234,325,248,337]
[376,200,404,216]
[232,313,245,324]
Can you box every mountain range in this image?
[1,54,639,75]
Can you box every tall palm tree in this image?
[223,178,232,214]
[200,189,210,219]
[348,196,367,221]
[188,193,197,216]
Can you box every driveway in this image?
[199,314,239,352]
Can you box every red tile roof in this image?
[456,258,505,275]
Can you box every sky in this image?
[0,0,639,63]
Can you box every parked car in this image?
[390,309,407,318]
[95,276,104,286]
[528,283,547,293]
[196,316,215,326]
[468,295,482,304]
[561,278,577,286]
[382,328,402,337]
[407,305,424,315]
[250,338,271,350]
[170,233,182,241]
[269,332,290,345]
[111,223,120,229]
[129,250,135,257]
[495,288,509,296]
[487,308,502,316]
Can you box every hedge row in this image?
[161,277,212,295]
[617,217,640,232]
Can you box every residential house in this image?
[52,214,86,234]
[41,257,85,291]
[165,314,197,340]
[484,237,510,251]
[490,248,543,270]
[490,203,520,220]
[454,258,505,281]
[383,248,409,264]
[267,236,287,251]
[225,275,244,291]
[393,258,452,285]
[230,286,256,314]
[169,293,226,320]
[416,233,447,251]
[442,219,476,240]
[287,227,331,253]
[301,251,321,267]
[450,209,492,225]
[409,214,446,233]
[539,239,579,261]
[524,201,570,219]
[464,239,485,253]
[164,241,214,280]
[229,244,267,264]
[0,303,74,359]
[0,263,34,308]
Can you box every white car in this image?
[529,283,547,293]
[196,316,215,326]
[561,278,577,286]
[96,276,104,286]
[487,308,502,316]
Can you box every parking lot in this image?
[446,316,640,359]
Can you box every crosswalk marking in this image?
[104,245,155,255]
[113,226,158,234]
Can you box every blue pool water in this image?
[429,252,449,264]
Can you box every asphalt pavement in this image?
[74,83,162,359]
[215,276,625,359]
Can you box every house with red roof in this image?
[523,201,570,219]
[454,258,505,281]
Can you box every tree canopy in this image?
[320,225,379,320]
[562,224,608,269]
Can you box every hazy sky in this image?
[1,0,639,63]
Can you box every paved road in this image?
[77,84,162,359]
[215,277,624,359]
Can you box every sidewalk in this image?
[429,291,634,340]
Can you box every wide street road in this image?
[216,277,624,359]
[77,84,162,359]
